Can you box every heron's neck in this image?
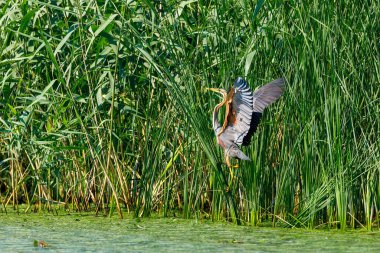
[213,98,227,134]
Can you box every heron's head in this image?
[205,87,227,99]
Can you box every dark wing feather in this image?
[242,112,262,146]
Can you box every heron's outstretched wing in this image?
[242,77,285,146]
[221,77,285,147]
[251,78,285,113]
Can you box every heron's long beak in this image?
[206,87,222,93]
[205,87,227,97]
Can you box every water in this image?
[0,212,379,252]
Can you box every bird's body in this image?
[208,77,285,167]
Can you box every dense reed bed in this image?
[0,0,379,229]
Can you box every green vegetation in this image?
[2,211,380,252]
[0,0,379,229]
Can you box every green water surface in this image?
[0,212,379,252]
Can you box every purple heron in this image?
[208,77,285,167]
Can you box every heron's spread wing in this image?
[242,77,285,146]
[222,77,285,147]
[252,78,285,113]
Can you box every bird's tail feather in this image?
[236,149,251,161]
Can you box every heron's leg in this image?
[226,155,239,169]
[228,166,234,184]
[225,155,235,183]
[225,154,231,167]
